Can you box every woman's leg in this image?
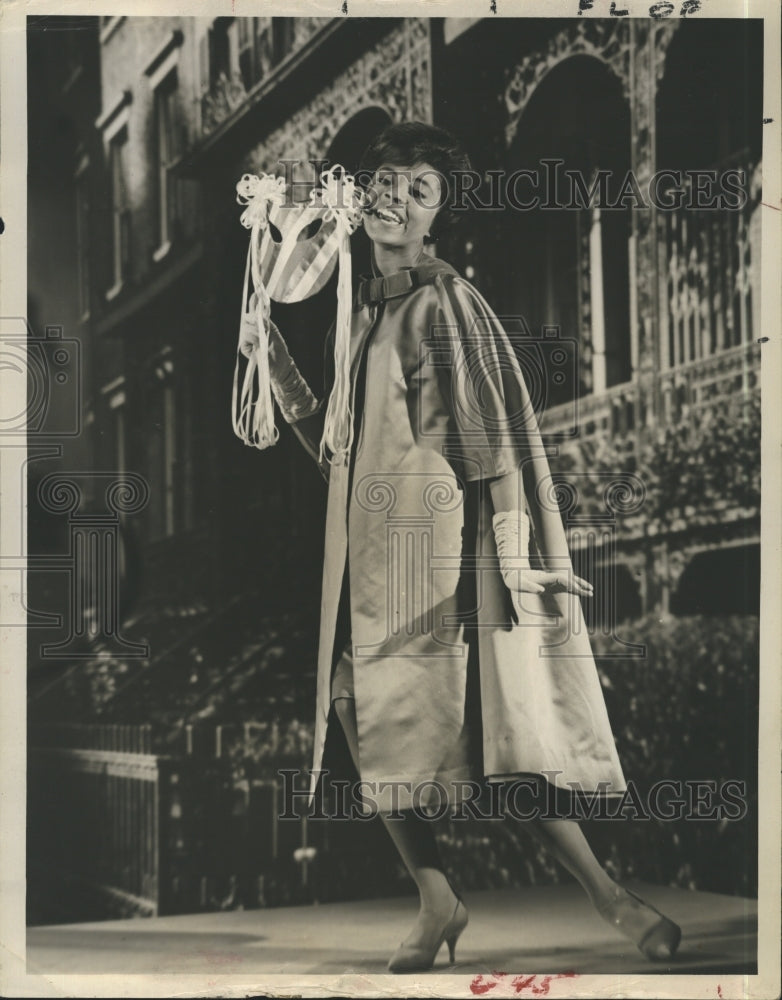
[332,696,458,933]
[520,817,617,909]
[519,815,681,959]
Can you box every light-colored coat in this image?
[293,255,626,812]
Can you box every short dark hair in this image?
[358,121,471,241]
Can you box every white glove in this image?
[492,510,594,598]
[239,305,319,424]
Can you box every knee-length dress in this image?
[287,252,626,813]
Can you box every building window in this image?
[271,18,295,64]
[200,17,291,95]
[144,353,177,541]
[237,18,274,90]
[209,18,233,88]
[237,18,255,89]
[75,168,90,318]
[99,16,125,44]
[199,18,239,94]
[109,391,127,477]
[140,354,196,541]
[200,17,291,98]
[63,28,82,89]
[154,71,180,252]
[100,378,127,477]
[162,380,176,537]
[178,371,196,533]
[108,127,130,291]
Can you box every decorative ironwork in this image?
[541,341,760,442]
[200,71,248,136]
[659,158,761,370]
[292,18,327,50]
[502,20,635,148]
[244,20,432,176]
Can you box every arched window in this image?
[505,56,632,409]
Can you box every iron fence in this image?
[26,722,340,923]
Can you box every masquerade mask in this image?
[257,200,341,303]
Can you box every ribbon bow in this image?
[309,165,365,234]
[236,172,286,232]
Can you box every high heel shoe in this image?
[597,885,681,961]
[387,897,469,973]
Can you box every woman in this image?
[241,122,681,972]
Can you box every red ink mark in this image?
[515,972,578,996]
[717,988,723,998]
[470,972,578,997]
[470,971,507,994]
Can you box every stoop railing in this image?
[27,723,322,922]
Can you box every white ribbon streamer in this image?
[232,173,286,450]
[309,166,365,465]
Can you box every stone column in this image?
[627,18,680,426]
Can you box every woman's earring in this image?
[357,190,370,227]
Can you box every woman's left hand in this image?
[530,570,593,597]
[503,568,593,598]
[505,569,593,625]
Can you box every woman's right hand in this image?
[240,304,297,379]
[239,292,262,358]
[239,315,260,358]
[239,315,261,358]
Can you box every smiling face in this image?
[362,162,444,254]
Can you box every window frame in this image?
[74,155,91,320]
[152,69,180,257]
[107,125,130,298]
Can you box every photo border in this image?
[2,1,779,997]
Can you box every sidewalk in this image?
[26,882,756,977]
